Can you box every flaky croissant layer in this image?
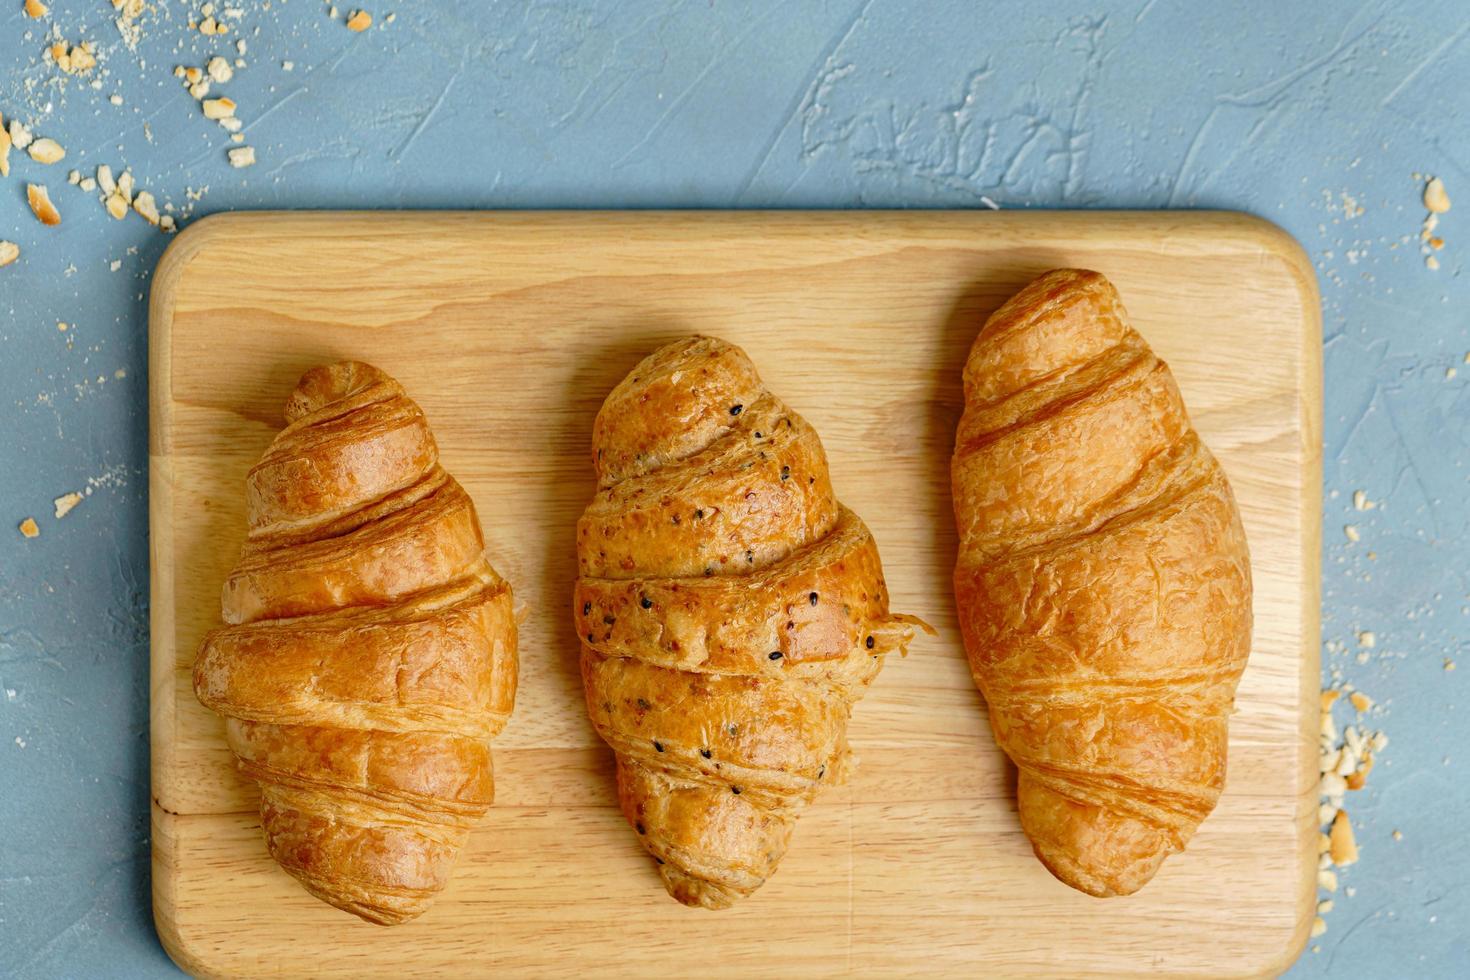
[195,362,517,925]
[952,270,1252,898]
[577,336,920,909]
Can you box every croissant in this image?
[952,270,1252,898]
[575,337,920,909]
[193,361,517,925]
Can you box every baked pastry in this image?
[951,270,1252,897]
[575,336,922,909]
[194,361,517,925]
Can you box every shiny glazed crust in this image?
[194,361,518,924]
[577,336,919,909]
[952,270,1252,898]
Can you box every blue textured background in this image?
[2,2,1466,976]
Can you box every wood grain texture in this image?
[149,211,1321,978]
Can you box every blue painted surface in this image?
[1,2,1465,976]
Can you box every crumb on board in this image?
[18,518,40,539]
[347,9,372,31]
[0,241,18,268]
[227,145,255,168]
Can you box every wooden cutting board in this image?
[149,211,1321,978]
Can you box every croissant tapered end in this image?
[283,360,397,422]
[579,336,918,908]
[1018,773,1174,898]
[953,271,1251,898]
[195,362,517,925]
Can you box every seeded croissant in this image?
[194,361,517,924]
[952,270,1252,897]
[576,337,920,909]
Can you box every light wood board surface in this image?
[149,211,1321,978]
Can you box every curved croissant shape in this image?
[576,337,919,909]
[952,270,1252,898]
[194,362,517,925]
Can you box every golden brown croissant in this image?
[952,270,1252,898]
[575,336,920,909]
[194,361,517,925]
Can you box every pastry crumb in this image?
[1424,176,1451,214]
[227,145,255,168]
[9,119,34,150]
[1310,916,1327,938]
[202,97,236,120]
[27,184,61,226]
[132,191,160,226]
[1343,524,1360,542]
[347,9,372,31]
[27,137,65,165]
[18,517,40,539]
[1329,810,1359,866]
[1349,691,1373,713]
[53,492,83,519]
[0,241,18,268]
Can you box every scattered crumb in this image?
[1445,658,1456,672]
[132,191,160,226]
[1426,255,1441,271]
[207,56,234,83]
[347,9,372,31]
[18,518,40,539]
[1356,630,1375,648]
[49,40,98,75]
[1329,810,1359,866]
[25,0,47,18]
[1310,917,1327,938]
[9,119,34,150]
[1392,829,1403,841]
[105,193,129,220]
[1343,524,1360,542]
[27,184,61,226]
[1320,689,1341,712]
[1352,490,1374,511]
[1318,868,1338,892]
[27,137,66,165]
[202,97,236,120]
[0,241,18,268]
[1424,176,1451,214]
[227,145,255,168]
[53,492,83,519]
[1349,691,1373,713]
